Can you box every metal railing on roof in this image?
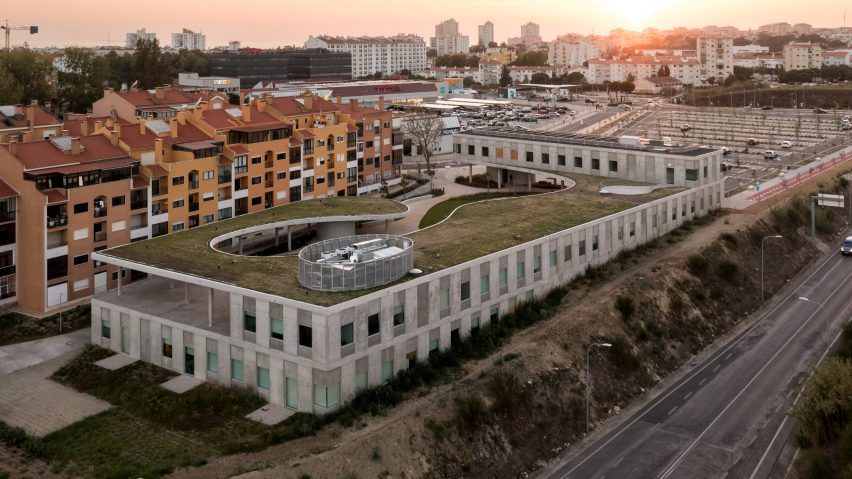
[458,127,711,156]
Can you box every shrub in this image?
[424,418,446,442]
[486,369,526,414]
[717,260,739,281]
[720,232,738,247]
[430,188,445,197]
[614,295,636,321]
[454,395,488,431]
[791,357,852,446]
[687,254,709,275]
[371,446,381,461]
[815,209,834,235]
[604,335,639,373]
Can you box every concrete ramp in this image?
[246,403,294,426]
[94,353,138,371]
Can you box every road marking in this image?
[667,406,678,416]
[712,364,721,373]
[657,268,852,479]
[683,392,693,401]
[724,352,733,360]
[747,311,852,479]
[698,377,707,386]
[555,250,845,479]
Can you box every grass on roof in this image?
[106,193,642,306]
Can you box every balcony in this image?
[218,172,232,184]
[152,186,168,197]
[0,211,15,223]
[189,180,200,190]
[93,231,107,243]
[265,181,274,188]
[93,207,108,218]
[47,215,68,229]
[47,237,67,249]
[189,202,200,212]
[131,199,148,211]
[152,202,169,216]
[0,265,14,278]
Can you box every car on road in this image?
[764,150,778,160]
[780,140,793,148]
[680,123,691,132]
[761,105,774,110]
[841,236,852,256]
[618,104,631,110]
[747,138,760,145]
[584,98,596,103]
[814,108,828,114]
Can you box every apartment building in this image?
[89,129,723,415]
[822,50,852,67]
[431,19,470,56]
[480,47,516,64]
[126,28,156,48]
[733,52,784,69]
[0,134,142,311]
[337,98,402,194]
[548,38,598,68]
[507,65,566,83]
[587,56,702,86]
[520,22,543,47]
[479,60,503,85]
[696,37,734,83]
[0,180,18,307]
[304,35,428,78]
[478,21,494,46]
[419,66,481,83]
[0,103,63,144]
[210,50,353,85]
[92,86,227,123]
[783,42,822,71]
[757,22,794,36]
[172,28,206,51]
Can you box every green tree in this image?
[57,47,111,113]
[0,63,23,104]
[132,39,173,89]
[657,65,671,77]
[171,49,211,76]
[530,72,551,84]
[511,50,548,66]
[499,65,511,87]
[105,50,134,89]
[0,47,55,104]
[792,357,852,446]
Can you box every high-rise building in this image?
[228,41,241,52]
[478,21,494,46]
[783,42,822,71]
[171,28,207,51]
[696,37,734,84]
[548,37,598,67]
[126,28,157,48]
[431,18,470,55]
[304,35,428,78]
[520,22,542,46]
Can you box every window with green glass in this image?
[381,360,393,383]
[207,351,219,373]
[429,338,439,355]
[392,305,404,326]
[313,383,341,408]
[271,317,283,340]
[592,235,599,251]
[231,359,244,381]
[517,261,526,279]
[355,371,367,391]
[480,273,490,293]
[286,377,298,409]
[101,319,111,339]
[439,287,450,309]
[549,250,557,267]
[533,256,542,274]
[460,281,470,301]
[471,316,481,332]
[257,367,270,390]
[499,267,508,286]
[340,323,354,346]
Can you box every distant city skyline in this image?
[3,0,849,49]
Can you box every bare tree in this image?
[402,111,444,190]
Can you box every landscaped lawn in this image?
[0,305,91,347]
[418,192,532,229]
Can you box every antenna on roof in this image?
[130,80,138,89]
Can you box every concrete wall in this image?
[93,179,723,415]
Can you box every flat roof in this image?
[458,127,718,157]
[99,193,637,307]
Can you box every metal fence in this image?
[298,234,414,292]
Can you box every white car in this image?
[763,150,777,160]
[780,141,792,148]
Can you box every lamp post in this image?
[798,296,825,330]
[761,235,783,303]
[585,342,612,433]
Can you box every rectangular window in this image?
[251,156,261,164]
[564,244,572,261]
[73,254,89,265]
[685,169,698,181]
[468,145,475,155]
[609,160,618,172]
[162,337,172,358]
[471,316,481,332]
[101,319,111,339]
[251,196,261,206]
[481,146,489,157]
[355,371,367,391]
[542,153,550,164]
[429,338,439,355]
[368,313,380,336]
[203,214,214,224]
[579,239,586,256]
[243,311,256,333]
[277,171,286,180]
[299,325,312,348]
[313,384,341,408]
[393,305,404,326]
[271,317,284,340]
[703,165,708,178]
[203,170,214,180]
[172,199,184,208]
[439,288,450,309]
[231,359,244,381]
[172,176,184,186]
[490,306,499,322]
[574,156,583,168]
[460,281,470,301]
[558,154,566,166]
[592,235,599,251]
[549,250,557,267]
[341,323,354,346]
[652,215,658,228]
[207,351,219,373]
[533,256,542,274]
[251,176,261,185]
[517,261,526,279]
[630,222,636,237]
[73,202,88,214]
[526,151,534,162]
[257,367,270,390]
[480,273,490,293]
[381,360,393,383]
[592,158,600,170]
[499,267,508,286]
[111,195,125,207]
[286,377,298,408]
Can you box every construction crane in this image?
[1,19,38,51]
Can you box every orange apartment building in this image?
[1,102,64,144]
[0,179,18,307]
[0,88,400,313]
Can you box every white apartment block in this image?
[758,22,793,36]
[821,50,851,67]
[478,21,494,46]
[508,65,566,83]
[732,45,769,54]
[733,53,784,69]
[126,28,157,48]
[520,22,543,46]
[171,29,206,51]
[696,37,734,83]
[305,35,428,78]
[587,57,702,86]
[784,42,822,71]
[479,60,503,84]
[548,39,598,67]
[419,66,481,83]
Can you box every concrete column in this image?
[468,164,473,184]
[287,225,292,251]
[238,236,244,255]
[385,219,389,234]
[207,287,214,328]
[274,227,280,248]
[117,267,122,296]
[497,169,502,188]
[184,283,190,304]
[527,173,532,191]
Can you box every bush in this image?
[424,418,446,442]
[614,295,636,321]
[717,260,739,281]
[815,209,834,235]
[604,335,639,374]
[687,254,709,275]
[486,369,526,414]
[430,188,445,197]
[454,395,488,431]
[791,357,852,446]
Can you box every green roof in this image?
[104,193,636,307]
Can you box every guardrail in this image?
[746,150,852,202]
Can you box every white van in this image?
[780,141,792,148]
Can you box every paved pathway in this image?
[0,350,111,437]
[0,328,90,375]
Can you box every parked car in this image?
[761,105,774,110]
[780,140,793,148]
[763,150,778,160]
[841,236,852,256]
[814,108,828,114]
[680,123,691,132]
[747,138,760,146]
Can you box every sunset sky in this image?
[4,0,849,48]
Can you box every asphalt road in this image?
[537,235,852,479]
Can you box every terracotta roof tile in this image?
[11,135,129,171]
[0,178,19,199]
[119,122,212,150]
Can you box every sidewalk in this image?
[0,328,90,375]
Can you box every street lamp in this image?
[798,296,825,328]
[586,342,612,433]
[761,235,783,303]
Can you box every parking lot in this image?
[620,107,852,192]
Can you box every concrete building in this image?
[431,19,470,56]
[548,37,598,67]
[126,28,156,48]
[89,128,722,416]
[178,73,240,94]
[210,50,353,86]
[171,29,206,51]
[507,65,566,83]
[242,80,441,109]
[419,66,481,83]
[304,35,428,78]
[479,60,504,85]
[478,21,494,46]
[732,45,769,55]
[635,76,683,94]
[587,56,702,86]
[784,42,822,71]
[733,52,784,69]
[792,23,813,35]
[696,37,734,83]
[0,103,63,144]
[228,41,241,52]
[758,22,793,36]
[520,22,543,46]
[480,47,516,64]
[821,50,852,67]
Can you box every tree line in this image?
[0,39,211,113]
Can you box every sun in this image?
[603,0,674,27]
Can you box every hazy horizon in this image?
[3,0,849,49]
